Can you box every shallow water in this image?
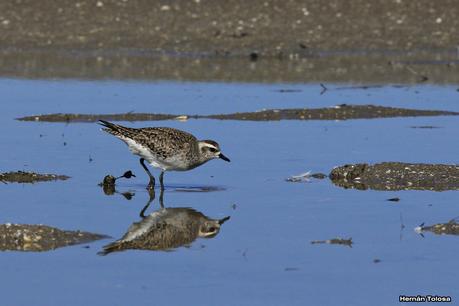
[1,79,459,305]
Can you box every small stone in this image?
[249,52,259,61]
[174,115,188,122]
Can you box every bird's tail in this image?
[98,119,124,132]
[97,241,123,256]
[98,120,135,138]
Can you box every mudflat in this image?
[1,0,458,82]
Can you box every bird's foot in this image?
[146,181,155,191]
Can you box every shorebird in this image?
[98,207,230,254]
[99,120,230,190]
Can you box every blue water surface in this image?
[0,79,458,305]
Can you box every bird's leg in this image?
[140,188,155,218]
[139,158,155,190]
[159,187,165,208]
[159,171,165,191]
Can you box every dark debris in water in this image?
[99,170,136,196]
[284,267,300,271]
[275,89,302,93]
[17,105,459,123]
[330,162,459,191]
[0,171,69,184]
[410,125,441,129]
[310,237,353,248]
[0,223,109,252]
[102,175,116,187]
[415,219,459,236]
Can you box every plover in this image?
[99,120,230,190]
[98,207,230,255]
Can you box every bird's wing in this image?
[131,127,197,158]
[100,121,196,158]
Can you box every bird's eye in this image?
[208,227,216,232]
[209,147,217,153]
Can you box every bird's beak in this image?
[219,153,231,162]
[218,216,231,225]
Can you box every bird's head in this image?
[198,140,230,163]
[198,216,230,238]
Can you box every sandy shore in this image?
[1,0,458,82]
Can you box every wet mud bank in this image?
[0,171,69,183]
[18,113,179,123]
[330,162,459,191]
[1,1,459,83]
[1,1,458,56]
[202,106,459,121]
[17,105,459,123]
[0,224,108,252]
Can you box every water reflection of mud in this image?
[330,162,459,191]
[99,189,230,255]
[2,50,459,84]
[0,224,108,252]
[415,219,459,236]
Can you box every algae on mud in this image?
[17,105,459,123]
[0,224,108,252]
[330,162,459,191]
[0,171,69,183]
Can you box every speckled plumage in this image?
[99,207,229,254]
[100,120,222,170]
[99,120,230,188]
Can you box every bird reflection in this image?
[99,188,230,255]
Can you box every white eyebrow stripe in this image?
[203,143,219,150]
